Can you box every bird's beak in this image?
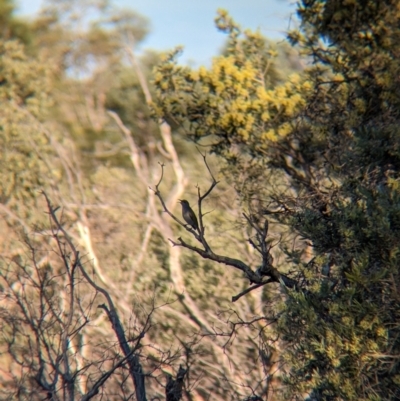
[178,199,183,203]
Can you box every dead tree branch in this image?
[153,158,297,300]
[42,191,148,401]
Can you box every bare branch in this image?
[152,163,200,238]
[42,191,148,401]
[154,156,297,298]
[232,281,273,303]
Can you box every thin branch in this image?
[152,163,200,239]
[42,191,148,401]
[232,281,273,303]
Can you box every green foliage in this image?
[153,2,400,400]
[280,2,400,395]
[0,0,33,44]
[152,10,309,217]
[3,0,399,399]
[153,10,309,157]
[0,39,56,217]
[106,62,160,150]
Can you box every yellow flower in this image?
[261,111,270,122]
[263,129,278,142]
[189,71,199,81]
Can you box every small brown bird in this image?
[179,199,199,231]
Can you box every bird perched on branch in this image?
[179,199,199,231]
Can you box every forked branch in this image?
[42,191,148,401]
[152,158,297,302]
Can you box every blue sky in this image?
[16,0,297,66]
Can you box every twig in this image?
[42,191,148,401]
[232,280,273,302]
